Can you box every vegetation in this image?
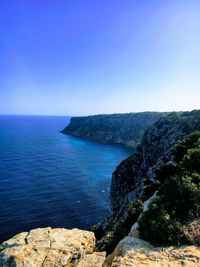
[62,112,166,148]
[139,131,200,246]
[96,199,143,254]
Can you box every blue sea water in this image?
[0,115,132,242]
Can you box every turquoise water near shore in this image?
[0,115,132,242]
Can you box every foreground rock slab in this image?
[0,227,106,267]
[105,236,200,267]
[1,228,200,267]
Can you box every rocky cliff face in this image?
[1,110,200,267]
[94,110,200,252]
[111,110,200,212]
[61,112,166,148]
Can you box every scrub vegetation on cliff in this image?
[139,131,200,245]
[1,111,200,267]
[93,110,200,253]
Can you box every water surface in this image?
[0,115,132,242]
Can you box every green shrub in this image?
[139,131,200,246]
[181,147,200,173]
[174,131,200,163]
[127,199,143,216]
[155,162,177,183]
[139,202,183,245]
[97,199,143,254]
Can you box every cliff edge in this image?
[1,110,200,267]
[0,227,106,267]
[0,227,199,267]
[61,112,166,148]
[93,110,200,253]
[105,236,200,267]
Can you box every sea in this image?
[0,115,132,243]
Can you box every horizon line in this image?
[0,109,198,117]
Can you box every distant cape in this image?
[61,111,168,149]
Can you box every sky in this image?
[0,0,200,116]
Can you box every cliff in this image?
[1,228,199,267]
[0,227,106,267]
[111,110,200,212]
[93,110,200,252]
[1,110,200,267]
[61,112,167,148]
[105,236,200,267]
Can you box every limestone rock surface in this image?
[104,236,200,267]
[0,227,106,267]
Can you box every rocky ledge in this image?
[106,236,200,267]
[0,227,106,267]
[0,227,199,267]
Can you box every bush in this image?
[127,199,143,216]
[139,200,183,245]
[174,131,200,163]
[181,148,200,173]
[139,131,200,246]
[96,199,143,254]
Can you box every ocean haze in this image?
[0,115,131,242]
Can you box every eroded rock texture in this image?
[0,227,106,267]
[105,237,200,267]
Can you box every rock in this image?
[110,110,200,213]
[1,227,199,267]
[77,252,106,267]
[61,112,166,149]
[130,192,157,237]
[0,227,106,267]
[105,236,200,267]
[95,110,200,253]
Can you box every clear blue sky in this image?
[0,0,200,115]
